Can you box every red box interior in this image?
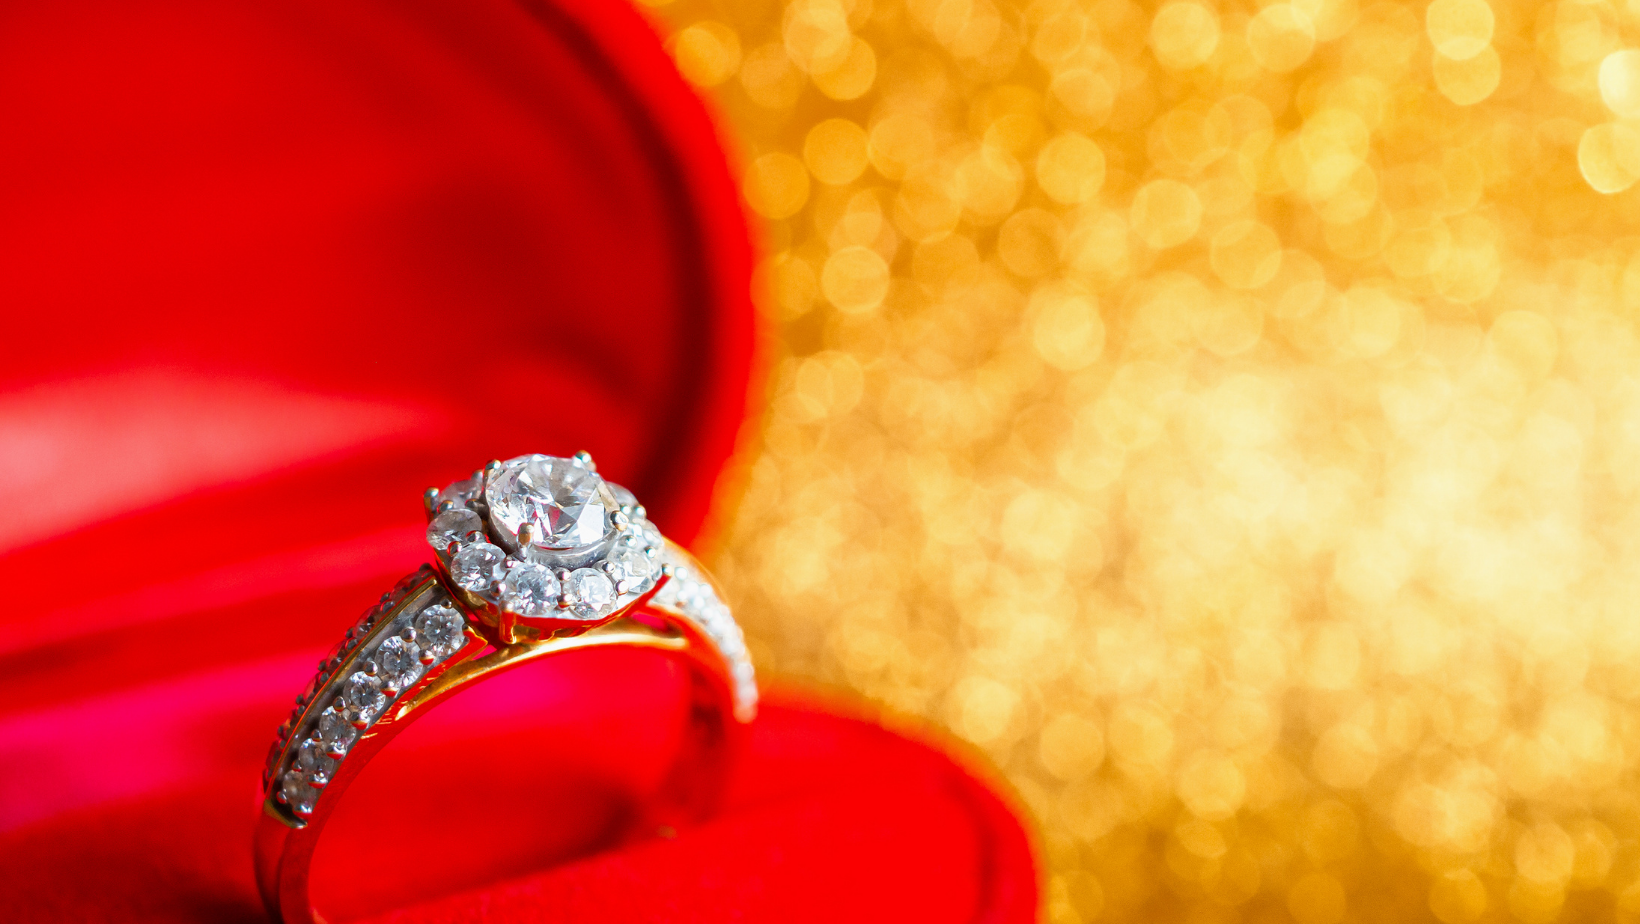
[0,0,1038,920]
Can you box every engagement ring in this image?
[253,452,755,924]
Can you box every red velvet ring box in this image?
[0,0,1038,920]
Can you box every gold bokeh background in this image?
[649,0,1640,920]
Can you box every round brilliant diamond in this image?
[566,568,616,619]
[377,636,423,689]
[607,544,654,590]
[282,771,316,813]
[436,474,482,509]
[450,542,506,593]
[341,671,385,720]
[415,605,465,653]
[499,563,561,616]
[638,519,665,552]
[296,738,336,780]
[608,481,639,510]
[318,711,358,751]
[426,509,483,554]
[485,455,619,558]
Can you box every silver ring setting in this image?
[260,452,757,824]
[427,452,666,630]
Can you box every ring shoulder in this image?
[645,546,758,722]
[259,566,477,827]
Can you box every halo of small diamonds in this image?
[427,453,668,624]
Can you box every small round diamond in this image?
[427,509,483,554]
[607,544,654,590]
[281,771,316,813]
[318,710,358,751]
[296,738,336,780]
[500,563,561,616]
[415,605,465,653]
[608,481,638,510]
[377,636,423,690]
[437,473,482,509]
[450,542,506,593]
[341,671,385,721]
[566,568,616,619]
[638,519,665,552]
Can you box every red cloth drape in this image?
[0,0,1038,919]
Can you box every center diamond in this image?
[485,455,619,559]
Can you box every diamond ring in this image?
[253,452,756,924]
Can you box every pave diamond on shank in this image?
[268,592,475,820]
[318,711,358,751]
[377,636,423,691]
[296,738,336,781]
[342,672,385,724]
[485,455,619,566]
[282,772,315,814]
[414,605,465,654]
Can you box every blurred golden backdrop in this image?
[648,0,1640,919]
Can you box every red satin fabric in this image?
[0,0,1038,920]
